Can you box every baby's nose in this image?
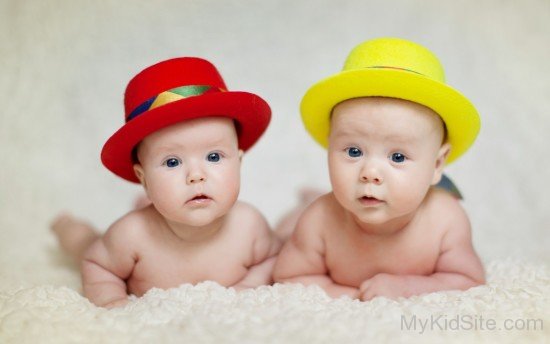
[361,174,383,184]
[187,175,205,184]
[360,165,383,185]
[186,168,206,184]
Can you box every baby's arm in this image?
[81,216,139,308]
[360,199,485,300]
[273,203,360,299]
[231,207,282,289]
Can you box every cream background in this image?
[1,0,549,290]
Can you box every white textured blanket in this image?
[1,260,548,343]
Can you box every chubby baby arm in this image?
[360,198,485,301]
[273,202,360,299]
[81,215,139,308]
[231,205,282,290]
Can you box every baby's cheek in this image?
[221,178,240,209]
[331,182,353,209]
[392,180,428,208]
[330,170,354,197]
[216,166,240,196]
[148,197,177,220]
[146,182,180,211]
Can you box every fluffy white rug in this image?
[1,260,547,343]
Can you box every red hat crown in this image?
[124,58,227,122]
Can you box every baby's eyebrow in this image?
[154,138,236,153]
[331,129,420,143]
[205,136,235,147]
[381,133,419,143]
[330,128,363,138]
[153,144,185,152]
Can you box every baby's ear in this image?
[133,164,147,190]
[431,143,451,185]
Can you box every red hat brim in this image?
[101,91,270,183]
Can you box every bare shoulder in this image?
[80,207,158,278]
[427,189,485,283]
[291,192,336,247]
[101,206,154,249]
[298,192,339,228]
[231,200,266,218]
[424,188,472,241]
[227,200,270,235]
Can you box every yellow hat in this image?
[300,37,480,164]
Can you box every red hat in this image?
[101,57,271,183]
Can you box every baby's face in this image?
[134,117,241,226]
[328,97,448,226]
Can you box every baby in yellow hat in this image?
[273,38,485,301]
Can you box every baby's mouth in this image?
[186,194,212,204]
[358,195,383,206]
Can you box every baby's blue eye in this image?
[346,147,363,158]
[207,152,221,162]
[165,158,180,168]
[390,153,406,163]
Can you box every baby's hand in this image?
[359,273,407,301]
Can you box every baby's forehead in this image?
[330,97,445,136]
[137,117,239,155]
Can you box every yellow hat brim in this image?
[300,68,480,164]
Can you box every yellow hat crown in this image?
[344,38,445,83]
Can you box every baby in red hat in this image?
[273,38,485,301]
[51,57,281,308]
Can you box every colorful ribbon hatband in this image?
[127,85,226,122]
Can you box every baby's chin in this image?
[352,212,392,226]
[177,213,223,227]
[348,208,397,228]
